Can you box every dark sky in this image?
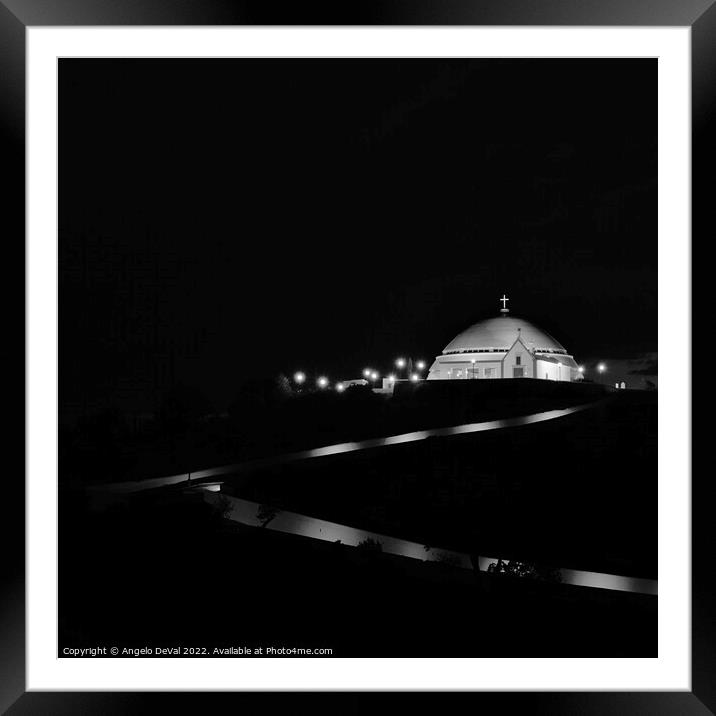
[59,58,656,415]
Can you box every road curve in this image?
[93,400,603,496]
[203,491,657,596]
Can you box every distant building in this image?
[427,296,580,382]
[600,355,657,391]
[341,379,369,389]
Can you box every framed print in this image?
[2,0,704,710]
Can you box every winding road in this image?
[87,397,656,596]
[95,400,602,496]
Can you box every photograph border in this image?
[3,0,703,710]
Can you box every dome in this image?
[442,315,567,355]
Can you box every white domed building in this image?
[426,297,580,382]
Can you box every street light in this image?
[597,363,607,374]
[577,366,584,374]
[388,374,396,382]
[362,368,372,378]
[293,371,306,385]
[397,356,426,377]
[317,376,329,388]
[370,371,379,381]
[410,373,419,382]
[336,382,345,392]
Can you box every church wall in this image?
[477,361,502,379]
[428,357,504,380]
[536,360,553,380]
[535,359,573,382]
[430,354,575,381]
[501,340,534,379]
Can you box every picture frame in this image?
[3,0,701,709]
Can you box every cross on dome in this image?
[499,294,510,313]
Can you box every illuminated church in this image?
[426,296,580,382]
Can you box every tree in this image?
[487,558,561,583]
[256,503,281,528]
[356,537,383,553]
[228,374,292,418]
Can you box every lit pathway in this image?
[89,398,656,596]
[202,490,657,596]
[96,401,601,496]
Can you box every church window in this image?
[516,355,521,365]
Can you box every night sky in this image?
[59,59,656,416]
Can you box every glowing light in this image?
[370,371,379,381]
[416,360,426,370]
[388,374,396,382]
[597,363,607,373]
[410,373,419,382]
[293,371,306,384]
[577,366,584,374]
[317,376,329,388]
[336,383,345,392]
[362,368,372,378]
[395,358,406,369]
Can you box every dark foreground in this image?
[60,383,656,657]
[60,486,656,657]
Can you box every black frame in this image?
[3,1,703,710]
